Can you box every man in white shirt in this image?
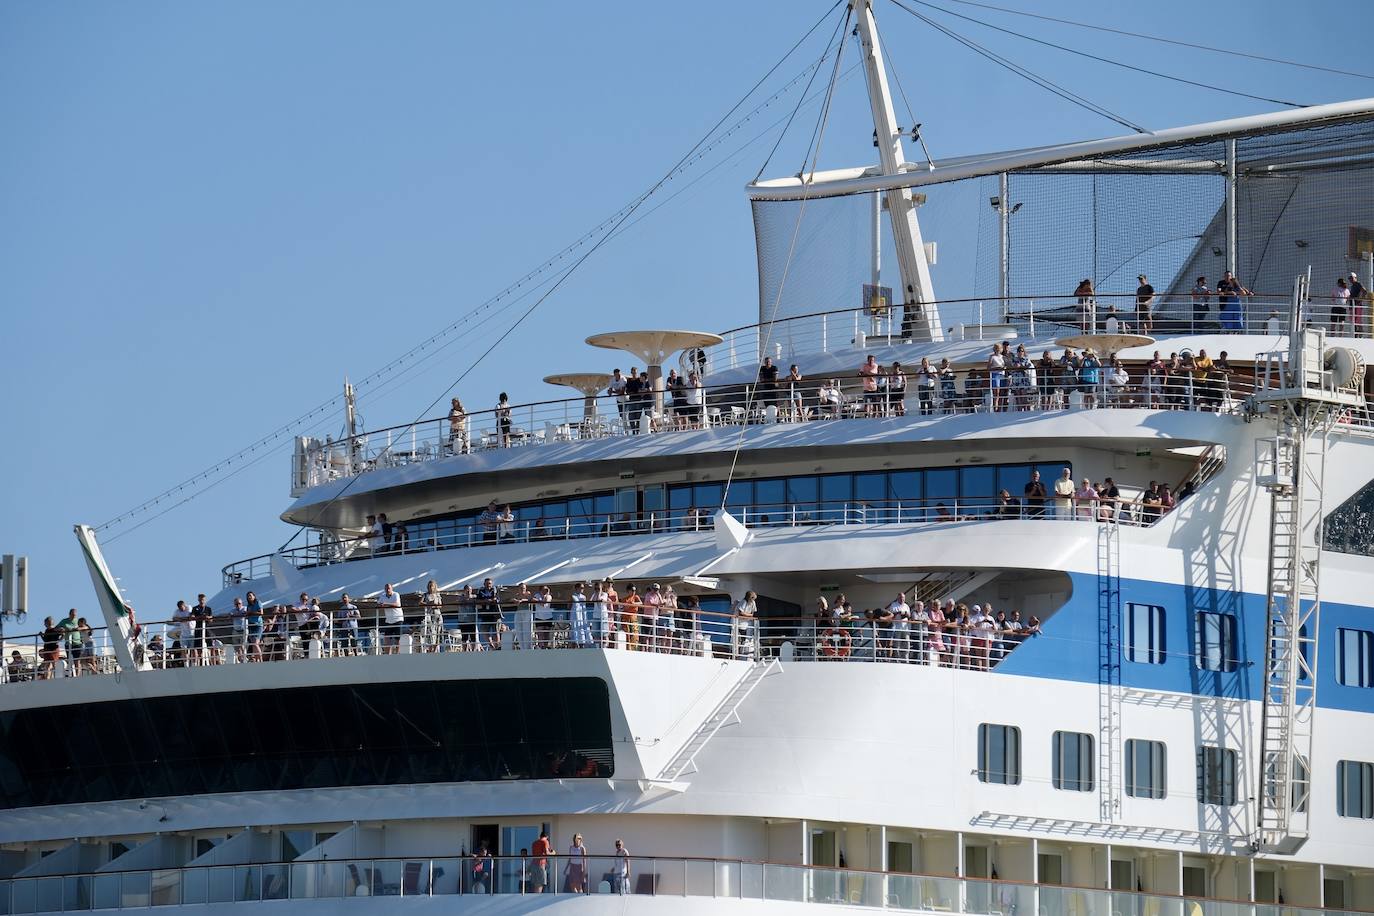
[477,500,501,544]
[910,600,929,664]
[607,369,628,428]
[534,585,555,648]
[172,600,195,667]
[1053,468,1075,520]
[888,592,911,662]
[819,379,842,419]
[378,583,404,653]
[336,593,361,655]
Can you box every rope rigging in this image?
[95,4,851,540]
[890,0,1306,111]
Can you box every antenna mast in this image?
[851,0,942,341]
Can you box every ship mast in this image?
[851,0,941,341]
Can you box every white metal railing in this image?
[0,852,1364,915]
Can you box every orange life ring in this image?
[820,628,852,658]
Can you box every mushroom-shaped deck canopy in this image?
[1053,333,1156,353]
[543,372,614,422]
[586,330,725,412]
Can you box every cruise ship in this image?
[3,2,1374,914]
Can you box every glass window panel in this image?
[755,479,785,508]
[1195,612,1236,672]
[977,723,1020,785]
[1338,629,1374,688]
[1053,731,1093,792]
[854,472,887,502]
[925,469,956,503]
[724,480,754,508]
[889,470,921,501]
[1337,760,1374,818]
[1198,746,1237,806]
[693,483,723,510]
[1126,739,1167,799]
[1126,604,1166,665]
[820,474,852,503]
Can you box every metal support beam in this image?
[851,0,942,341]
[998,171,1010,307]
[1225,139,1238,278]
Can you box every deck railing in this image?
[0,852,1364,915]
[231,481,1196,586]
[3,597,1043,685]
[299,364,1329,495]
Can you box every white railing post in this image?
[822,313,829,353]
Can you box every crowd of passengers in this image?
[434,346,1247,452]
[17,580,1048,674]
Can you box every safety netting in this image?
[751,110,1374,335]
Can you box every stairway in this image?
[658,658,781,782]
[905,570,999,607]
[1096,523,1122,823]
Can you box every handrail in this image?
[0,851,1365,913]
[228,483,1201,586]
[298,363,1311,495]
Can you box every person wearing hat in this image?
[1135,274,1155,334]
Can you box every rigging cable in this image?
[935,0,1374,82]
[887,0,1147,133]
[277,1,864,551]
[891,0,1305,109]
[95,5,848,537]
[722,3,854,507]
[101,63,869,548]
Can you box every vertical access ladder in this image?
[1250,285,1366,854]
[1096,523,1122,822]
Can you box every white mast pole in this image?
[851,0,942,342]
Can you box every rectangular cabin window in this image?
[977,724,1021,785]
[1197,745,1238,806]
[1194,612,1237,672]
[1052,731,1094,792]
[1125,739,1167,799]
[1337,628,1374,688]
[1126,603,1166,665]
[1337,760,1374,818]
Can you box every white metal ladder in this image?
[1096,523,1122,822]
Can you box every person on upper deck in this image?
[449,397,469,455]
[859,355,882,416]
[1074,278,1095,331]
[1135,274,1155,333]
[1191,276,1211,329]
[1024,469,1047,518]
[496,392,513,446]
[819,378,842,418]
[757,356,780,415]
[607,369,627,427]
[1053,468,1075,519]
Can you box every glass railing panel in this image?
[206,867,236,904]
[149,869,180,907]
[914,875,962,913]
[763,863,806,904]
[316,861,349,899]
[91,875,120,911]
[0,878,10,916]
[740,861,765,900]
[684,859,718,898]
[119,871,150,908]
[231,865,259,902]
[60,875,91,912]
[180,868,206,905]
[9,881,35,916]
[430,859,460,896]
[371,859,401,896]
[289,862,316,899]
[261,864,289,901]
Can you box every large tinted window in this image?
[1326,478,1374,556]
[0,678,613,810]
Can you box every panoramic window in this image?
[1125,739,1167,799]
[0,678,614,810]
[1194,612,1237,672]
[1324,478,1374,557]
[977,724,1022,785]
[1337,761,1374,819]
[1126,603,1166,665]
[1337,628,1374,688]
[1051,731,1094,792]
[1197,746,1237,806]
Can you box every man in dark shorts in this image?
[1135,274,1155,333]
[757,357,780,412]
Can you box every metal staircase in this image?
[1096,522,1122,823]
[1249,283,1366,854]
[658,658,781,782]
[905,570,999,607]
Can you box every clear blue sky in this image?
[2,0,1368,630]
